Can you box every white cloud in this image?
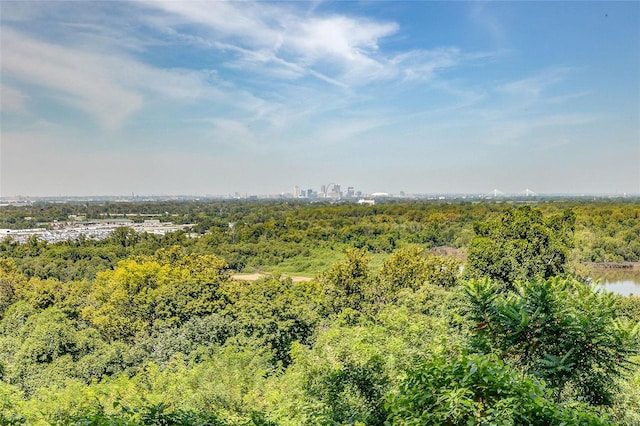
[392,48,463,81]
[284,15,398,82]
[0,84,28,113]
[140,1,282,48]
[469,2,507,47]
[497,68,572,99]
[139,1,421,86]
[1,28,143,130]
[0,28,263,130]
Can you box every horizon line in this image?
[1,192,639,201]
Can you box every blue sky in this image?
[1,1,638,196]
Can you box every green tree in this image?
[378,245,429,292]
[223,275,324,366]
[0,258,26,317]
[318,248,371,313]
[376,246,461,305]
[110,226,140,248]
[465,206,575,287]
[422,253,461,288]
[465,277,640,405]
[82,250,230,341]
[268,319,393,426]
[386,352,611,425]
[0,380,25,425]
[0,304,118,395]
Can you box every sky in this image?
[1,1,639,197]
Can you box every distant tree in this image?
[110,226,139,248]
[375,245,461,305]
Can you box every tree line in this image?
[1,200,639,282]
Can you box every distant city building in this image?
[329,184,341,199]
[0,219,193,243]
[346,187,355,198]
[283,182,368,200]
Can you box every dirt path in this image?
[232,273,313,282]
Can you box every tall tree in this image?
[465,206,575,287]
[318,248,371,313]
[82,249,230,341]
[0,258,26,317]
[465,277,640,405]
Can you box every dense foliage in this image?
[2,199,639,281]
[0,200,639,424]
[466,278,639,405]
[465,206,575,286]
[387,352,610,425]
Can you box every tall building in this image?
[331,184,341,198]
[294,186,301,198]
[346,187,355,198]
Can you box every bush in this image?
[386,352,611,425]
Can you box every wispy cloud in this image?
[469,1,508,47]
[0,27,259,130]
[138,1,475,88]
[284,15,398,83]
[497,67,573,99]
[0,85,28,113]
[139,1,283,48]
[1,28,143,130]
[2,1,494,135]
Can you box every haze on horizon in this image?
[1,1,639,197]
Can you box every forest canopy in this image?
[0,200,639,425]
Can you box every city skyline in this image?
[2,182,637,201]
[1,1,639,197]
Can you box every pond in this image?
[592,269,640,297]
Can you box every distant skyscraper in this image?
[346,187,354,198]
[294,186,301,198]
[320,184,326,197]
[331,184,341,198]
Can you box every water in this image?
[592,269,640,296]
[600,279,640,296]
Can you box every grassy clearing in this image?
[260,246,391,277]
